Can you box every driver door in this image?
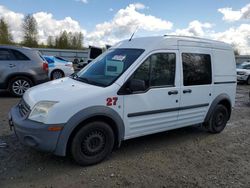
[121,50,181,139]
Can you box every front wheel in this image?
[71,121,114,166]
[8,76,33,97]
[204,104,229,133]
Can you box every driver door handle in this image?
[168,90,178,95]
[9,64,16,68]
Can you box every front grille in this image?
[18,99,30,117]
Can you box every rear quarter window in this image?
[182,53,212,86]
[11,50,30,60]
[0,49,14,60]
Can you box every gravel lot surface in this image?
[0,85,249,188]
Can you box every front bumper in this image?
[9,105,63,153]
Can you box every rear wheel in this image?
[51,70,64,80]
[71,121,114,166]
[8,76,33,97]
[204,104,229,133]
[247,76,250,85]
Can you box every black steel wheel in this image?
[205,104,229,133]
[71,121,114,166]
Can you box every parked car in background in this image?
[77,46,103,69]
[236,62,250,85]
[43,56,74,80]
[0,46,49,97]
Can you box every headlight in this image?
[28,101,58,123]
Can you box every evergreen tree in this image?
[0,18,13,44]
[22,14,39,47]
[47,36,55,48]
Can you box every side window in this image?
[150,53,176,87]
[11,50,30,60]
[44,57,54,64]
[0,49,13,60]
[182,53,212,86]
[133,58,150,89]
[131,53,176,90]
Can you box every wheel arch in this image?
[54,106,125,156]
[205,94,232,123]
[6,73,35,87]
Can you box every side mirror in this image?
[128,79,146,93]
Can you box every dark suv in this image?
[0,46,49,97]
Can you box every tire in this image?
[247,76,250,85]
[51,70,64,80]
[205,104,229,133]
[71,121,114,166]
[8,76,33,97]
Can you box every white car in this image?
[236,62,250,85]
[9,36,236,166]
[43,56,74,80]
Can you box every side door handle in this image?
[9,64,16,68]
[168,90,178,95]
[183,89,192,94]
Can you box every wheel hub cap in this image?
[12,80,30,95]
[81,131,105,156]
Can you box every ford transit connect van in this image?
[9,36,236,165]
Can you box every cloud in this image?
[75,0,88,4]
[218,3,250,22]
[0,5,24,42]
[0,5,86,43]
[170,20,213,37]
[0,4,249,54]
[86,3,173,46]
[169,20,250,54]
[211,24,250,54]
[33,12,86,43]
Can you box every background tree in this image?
[47,36,55,48]
[0,18,13,44]
[22,14,39,47]
[54,31,84,49]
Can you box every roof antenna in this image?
[129,26,139,41]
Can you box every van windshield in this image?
[72,48,144,87]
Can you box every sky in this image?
[0,0,250,54]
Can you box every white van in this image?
[9,36,236,165]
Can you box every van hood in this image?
[23,77,102,108]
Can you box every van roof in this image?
[113,35,232,51]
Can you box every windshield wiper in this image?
[71,74,107,87]
[71,74,89,83]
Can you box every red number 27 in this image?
[106,97,118,106]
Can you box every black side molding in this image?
[128,103,209,117]
[214,81,236,84]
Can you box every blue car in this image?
[43,56,74,80]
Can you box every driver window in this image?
[131,52,176,90]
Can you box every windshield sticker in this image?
[112,55,126,61]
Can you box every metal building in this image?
[235,55,250,64]
[35,48,89,62]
